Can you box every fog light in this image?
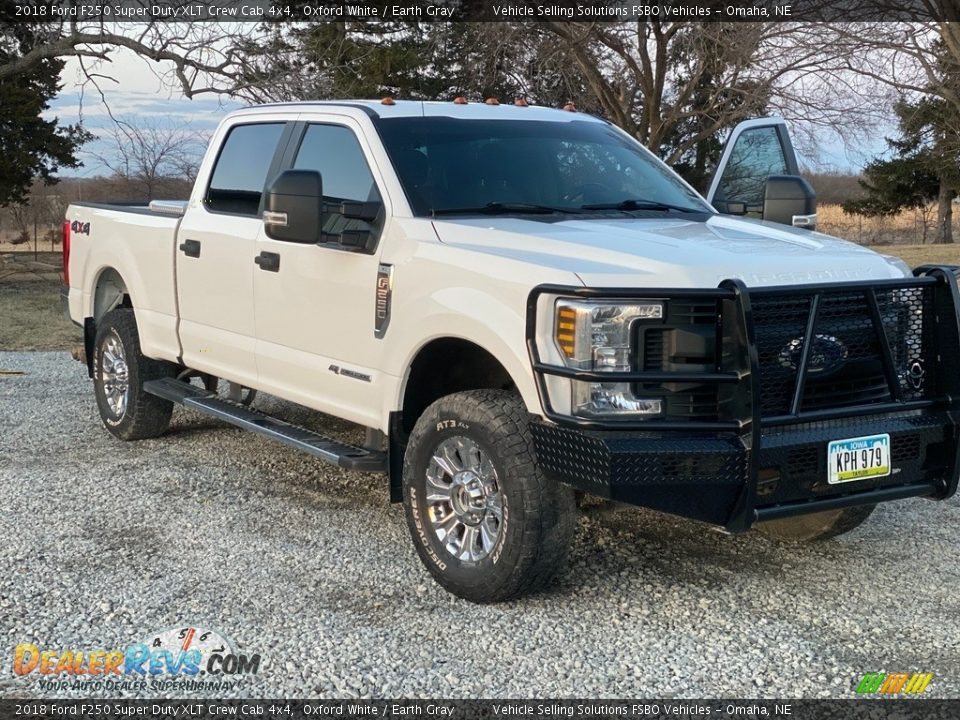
[572,381,663,417]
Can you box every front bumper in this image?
[530,409,959,532]
[526,268,960,532]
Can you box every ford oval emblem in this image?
[778,334,848,375]
[906,360,925,390]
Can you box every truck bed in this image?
[65,200,185,365]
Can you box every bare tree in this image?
[0,18,263,98]
[832,21,960,241]
[541,22,888,167]
[93,119,206,200]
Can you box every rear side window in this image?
[205,123,286,215]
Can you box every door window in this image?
[714,126,788,213]
[205,123,286,216]
[293,124,382,238]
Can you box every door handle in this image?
[254,251,280,272]
[179,239,201,258]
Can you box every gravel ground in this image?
[1,351,958,699]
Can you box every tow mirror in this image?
[329,200,381,222]
[264,171,382,252]
[264,170,323,244]
[762,175,817,230]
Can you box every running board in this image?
[144,377,386,472]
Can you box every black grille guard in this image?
[525,266,960,532]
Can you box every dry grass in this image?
[0,282,81,351]
[0,226,62,253]
[0,252,79,351]
[817,203,959,246]
[816,203,960,266]
[872,244,960,268]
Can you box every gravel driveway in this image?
[1,351,958,699]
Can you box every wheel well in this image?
[401,338,516,433]
[92,268,132,323]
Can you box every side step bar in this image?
[144,377,386,472]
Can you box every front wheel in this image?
[402,390,576,603]
[757,504,876,542]
[93,308,176,440]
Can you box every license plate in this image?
[828,433,891,485]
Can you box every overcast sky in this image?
[49,49,242,179]
[47,45,886,178]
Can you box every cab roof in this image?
[233,99,605,123]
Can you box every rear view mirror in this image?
[763,175,817,229]
[264,170,323,244]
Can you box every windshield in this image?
[376,117,713,217]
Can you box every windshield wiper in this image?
[580,199,704,213]
[431,202,583,217]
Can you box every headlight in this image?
[553,299,664,417]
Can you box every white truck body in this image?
[65,101,909,432]
[62,100,960,601]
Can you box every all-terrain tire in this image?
[93,308,176,441]
[758,504,876,542]
[403,390,576,603]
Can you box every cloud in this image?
[44,48,242,176]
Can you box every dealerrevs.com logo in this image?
[12,626,261,693]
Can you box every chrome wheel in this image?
[100,332,129,418]
[425,436,504,562]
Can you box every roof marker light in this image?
[514,98,529,107]
[484,97,500,105]
[562,102,577,112]
[453,96,468,104]
[381,96,396,106]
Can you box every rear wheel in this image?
[93,308,176,440]
[402,390,576,603]
[758,504,876,542]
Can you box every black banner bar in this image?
[1,0,956,22]
[1,700,959,720]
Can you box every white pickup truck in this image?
[63,100,960,602]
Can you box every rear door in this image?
[705,118,800,215]
[176,119,294,387]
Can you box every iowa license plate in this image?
[828,434,891,485]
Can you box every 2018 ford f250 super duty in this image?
[63,100,960,602]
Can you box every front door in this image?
[706,118,800,215]
[176,120,290,387]
[253,119,390,428]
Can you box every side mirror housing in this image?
[763,175,817,229]
[264,170,323,244]
[264,170,383,252]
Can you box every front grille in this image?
[642,329,664,371]
[751,284,936,419]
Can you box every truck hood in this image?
[431,214,909,288]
